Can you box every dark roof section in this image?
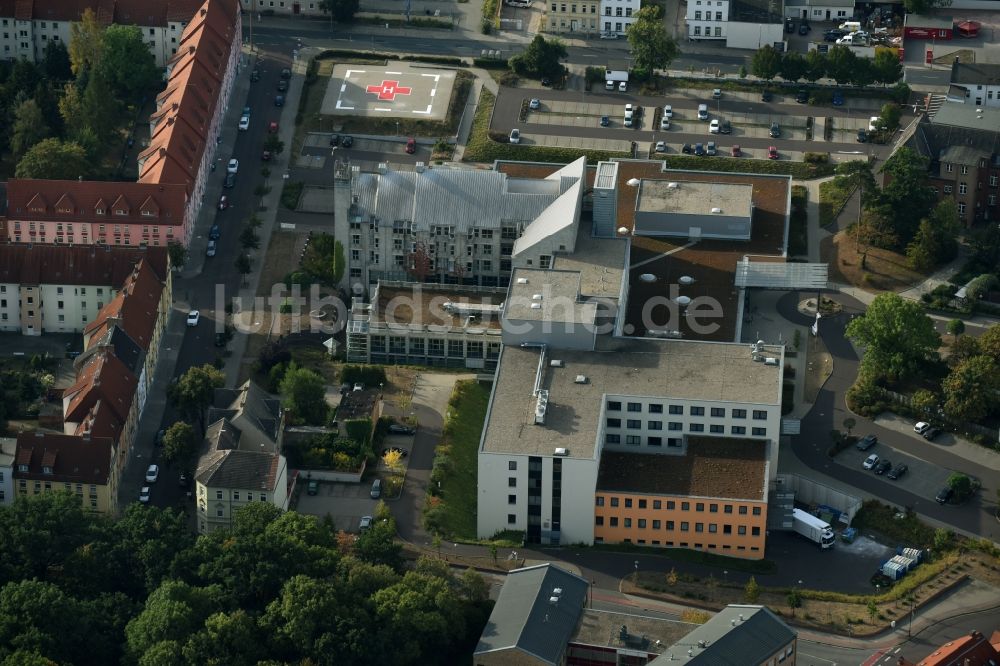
[209,380,283,446]
[83,259,165,350]
[14,431,113,486]
[3,0,207,26]
[651,605,796,665]
[950,61,1000,86]
[74,326,145,376]
[474,564,589,665]
[0,244,168,286]
[597,437,768,500]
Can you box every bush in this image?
[402,55,464,65]
[281,181,304,210]
[284,432,369,470]
[803,152,829,164]
[853,500,936,549]
[472,57,508,69]
[340,365,387,388]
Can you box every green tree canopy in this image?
[824,46,857,84]
[10,99,49,159]
[320,0,360,23]
[508,35,568,80]
[167,241,188,271]
[846,293,941,380]
[68,8,104,76]
[877,102,902,132]
[15,138,89,180]
[751,44,782,80]
[279,365,328,426]
[942,355,999,421]
[778,51,806,83]
[804,49,826,82]
[162,421,197,465]
[978,325,1000,362]
[878,147,936,244]
[41,40,73,81]
[167,364,225,428]
[872,48,903,85]
[905,201,961,271]
[626,6,679,74]
[100,25,161,98]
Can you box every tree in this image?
[33,82,64,139]
[879,148,936,244]
[10,99,49,159]
[319,0,360,23]
[872,48,903,86]
[978,325,1000,362]
[743,576,760,603]
[942,355,1000,421]
[353,517,402,570]
[263,134,284,156]
[779,52,807,83]
[846,293,941,381]
[0,580,87,664]
[933,527,953,551]
[750,45,782,81]
[167,364,225,429]
[42,40,73,81]
[162,422,197,465]
[947,472,973,499]
[625,7,679,74]
[842,417,856,436]
[57,82,85,138]
[15,138,90,180]
[949,335,982,365]
[824,46,857,85]
[279,365,329,426]
[867,598,878,623]
[906,202,961,271]
[804,49,826,82]
[850,57,875,88]
[68,8,104,76]
[9,60,41,98]
[946,319,965,340]
[235,253,252,285]
[167,241,188,272]
[911,388,939,415]
[405,242,433,282]
[877,102,902,132]
[904,0,952,15]
[80,70,119,144]
[100,25,161,99]
[459,568,490,603]
[835,160,878,206]
[508,35,568,81]
[786,588,802,614]
[966,273,999,301]
[239,226,260,251]
[849,214,897,269]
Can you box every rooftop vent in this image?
[617,226,630,235]
[548,596,560,605]
[553,587,562,595]
[550,359,564,367]
[764,357,779,366]
[675,295,691,306]
[554,447,568,456]
[627,178,640,187]
[532,294,542,300]
[534,389,549,425]
[574,375,588,384]
[679,275,695,285]
[698,640,707,648]
[667,182,679,188]
[517,277,529,284]
[639,273,656,283]
[711,207,723,214]
[530,303,542,309]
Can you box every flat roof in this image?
[372,282,507,331]
[597,437,768,500]
[482,341,782,459]
[636,180,753,219]
[506,268,597,323]
[570,609,695,655]
[552,219,627,300]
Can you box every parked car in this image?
[223,172,236,188]
[280,67,291,79]
[218,195,228,210]
[712,88,722,99]
[869,115,881,131]
[662,105,673,119]
[798,22,810,35]
[767,146,779,160]
[923,427,942,441]
[730,145,742,157]
[509,129,521,144]
[618,81,627,92]
[206,240,217,257]
[832,90,844,106]
[769,122,781,137]
[694,143,705,156]
[720,119,731,134]
[856,434,878,450]
[936,486,954,505]
[261,150,271,161]
[761,90,772,102]
[529,98,541,109]
[277,80,288,92]
[329,134,340,147]
[795,89,809,103]
[145,464,160,483]
[274,95,284,107]
[227,158,239,174]
[186,311,200,327]
[660,116,670,130]
[824,28,847,41]
[706,141,717,156]
[697,103,709,120]
[681,143,693,154]
[359,516,373,531]
[340,135,353,148]
[709,119,720,134]
[243,106,251,117]
[655,140,667,153]
[208,224,220,240]
[600,115,610,127]
[405,137,416,154]
[887,464,908,480]
[540,77,552,86]
[268,121,279,133]
[857,128,868,143]
[179,473,189,488]
[388,423,416,435]
[599,32,619,39]
[785,19,795,33]
[139,487,150,503]
[914,421,931,435]
[214,332,227,348]
[307,480,319,495]
[370,479,382,499]
[862,453,879,470]
[874,459,892,475]
[238,115,249,131]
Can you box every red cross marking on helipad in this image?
[365,80,413,101]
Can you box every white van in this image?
[697,103,709,121]
[839,21,861,32]
[605,79,615,90]
[836,33,864,45]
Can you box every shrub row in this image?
[314,49,463,66]
[655,155,836,179]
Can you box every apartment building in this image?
[0,0,206,66]
[3,0,241,248]
[13,431,115,512]
[947,62,1000,109]
[239,0,325,17]
[783,0,854,22]
[332,160,587,292]
[597,0,638,35]
[544,0,601,34]
[195,381,289,534]
[0,244,168,335]
[908,104,1000,224]
[685,0,784,48]
[0,438,14,505]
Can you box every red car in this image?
[730,145,742,157]
[268,121,279,133]
[767,146,779,160]
[217,195,228,210]
[405,137,416,154]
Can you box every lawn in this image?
[819,178,855,227]
[424,379,491,541]
[825,229,924,292]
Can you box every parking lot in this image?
[835,438,957,505]
[765,530,891,595]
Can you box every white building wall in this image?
[598,0,638,35]
[785,4,853,20]
[560,456,600,543]
[240,0,326,17]
[478,452,529,538]
[686,0,728,40]
[0,284,19,332]
[955,83,1000,108]
[726,22,785,50]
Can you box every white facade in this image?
[196,455,289,534]
[949,82,1000,109]
[686,0,728,40]
[784,2,853,21]
[598,0,638,35]
[240,0,326,17]
[0,438,15,506]
[0,282,114,334]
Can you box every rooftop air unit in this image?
[550,360,564,367]
[517,277,529,284]
[534,389,549,425]
[554,447,568,456]
[574,375,588,384]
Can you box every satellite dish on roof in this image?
[639,273,656,283]
[676,295,692,306]
[617,226,630,235]
[679,276,695,285]
[626,178,640,187]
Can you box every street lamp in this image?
[633,560,639,582]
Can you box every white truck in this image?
[792,508,835,549]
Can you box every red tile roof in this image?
[917,630,1000,666]
[14,431,113,486]
[62,350,137,431]
[0,244,168,286]
[83,259,165,350]
[4,0,207,26]
[6,179,188,228]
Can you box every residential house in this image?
[195,381,289,533]
[13,431,115,512]
[947,62,1000,108]
[783,0,854,22]
[543,0,600,36]
[686,0,784,48]
[0,244,168,335]
[0,437,14,505]
[0,0,207,66]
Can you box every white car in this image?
[709,119,720,134]
[662,105,673,119]
[654,141,667,153]
[238,115,250,131]
[139,487,150,503]
[529,98,540,110]
[914,421,931,435]
[660,117,670,130]
[509,129,520,144]
[697,104,709,121]
[862,454,879,470]
[618,81,627,92]
[145,464,160,483]
[186,310,200,326]
[869,116,880,131]
[227,158,239,174]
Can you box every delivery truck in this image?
[792,508,836,549]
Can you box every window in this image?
[715,11,722,19]
[625,498,633,508]
[607,401,621,411]
[596,496,605,506]
[652,520,661,529]
[693,26,701,35]
[233,492,240,501]
[649,403,663,413]
[216,490,223,499]
[508,477,516,487]
[666,521,675,530]
[695,10,702,18]
[990,175,997,187]
[739,506,748,515]
[695,523,704,532]
[625,435,641,445]
[753,410,767,420]
[724,505,733,514]
[689,423,704,432]
[624,518,632,528]
[668,405,683,415]
[648,436,662,446]
[607,418,621,428]
[961,165,969,175]
[710,407,725,417]
[595,516,604,526]
[752,526,761,536]
[637,518,646,528]
[752,427,766,436]
[610,497,620,507]
[943,185,953,194]
[681,502,690,511]
[946,163,954,173]
[724,524,732,534]
[610,517,619,526]
[653,500,661,509]
[648,421,662,430]
[738,526,747,535]
[680,522,689,531]
[668,422,682,431]
[508,494,516,504]
[732,426,746,435]
[606,434,621,444]
[509,461,517,470]
[959,183,968,195]
[732,409,746,419]
[666,501,675,509]
[690,406,704,416]
[627,402,641,412]
[957,203,965,215]
[626,419,641,429]
[710,424,724,433]
[709,524,718,533]
[508,514,516,524]
[695,503,704,512]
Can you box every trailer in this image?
[792,508,836,549]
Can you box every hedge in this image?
[340,365,388,388]
[314,49,465,66]
[472,57,509,69]
[654,155,836,179]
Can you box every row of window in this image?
[10,236,169,246]
[14,222,172,233]
[606,418,766,433]
[692,11,724,19]
[550,3,599,12]
[607,402,767,419]
[596,516,761,536]
[593,537,761,553]
[597,497,762,514]
[691,26,724,36]
[370,337,501,358]
[605,427,765,444]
